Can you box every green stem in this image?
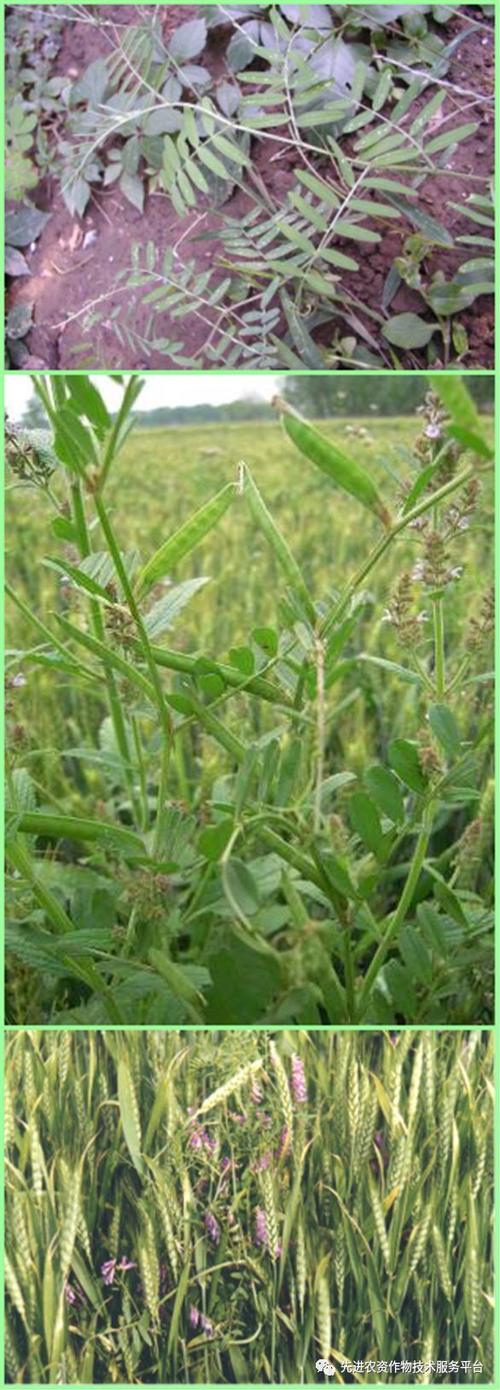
[357,800,436,1017]
[342,917,356,1023]
[94,493,173,851]
[70,481,142,828]
[433,596,446,697]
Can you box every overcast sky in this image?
[5,374,280,421]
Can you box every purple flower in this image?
[204,1211,220,1245]
[11,673,27,690]
[190,1123,217,1153]
[255,1207,267,1247]
[189,1305,200,1329]
[200,1313,214,1338]
[101,1255,135,1284]
[64,1281,77,1305]
[291,1054,308,1104]
[257,1152,272,1171]
[221,1156,232,1172]
[251,1080,263,1104]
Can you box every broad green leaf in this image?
[417,901,448,955]
[428,703,461,757]
[223,857,260,919]
[382,313,436,349]
[120,171,145,212]
[364,765,405,823]
[349,790,385,860]
[169,18,207,61]
[399,924,433,985]
[5,205,51,247]
[53,407,97,473]
[429,871,469,928]
[65,377,111,431]
[388,739,427,793]
[199,818,234,862]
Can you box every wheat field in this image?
[4,1029,493,1384]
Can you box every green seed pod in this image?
[244,467,316,623]
[274,397,392,527]
[137,482,236,597]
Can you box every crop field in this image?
[4,1028,494,1385]
[5,3,494,370]
[5,375,494,1027]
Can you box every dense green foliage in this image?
[5,375,494,1026]
[5,1029,494,1384]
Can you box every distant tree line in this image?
[282,374,493,418]
[18,376,492,432]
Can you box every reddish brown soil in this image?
[6,4,494,370]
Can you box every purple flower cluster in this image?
[291,1054,308,1104]
[189,1305,214,1337]
[203,1210,220,1245]
[101,1256,136,1286]
[189,1123,217,1154]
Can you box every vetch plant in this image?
[4,1029,494,1384]
[5,374,494,1026]
[24,3,493,370]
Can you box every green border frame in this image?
[1,1,498,1388]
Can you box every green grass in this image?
[5,1029,494,1385]
[5,393,494,1026]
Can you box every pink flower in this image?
[101,1259,116,1285]
[291,1054,307,1103]
[204,1211,220,1245]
